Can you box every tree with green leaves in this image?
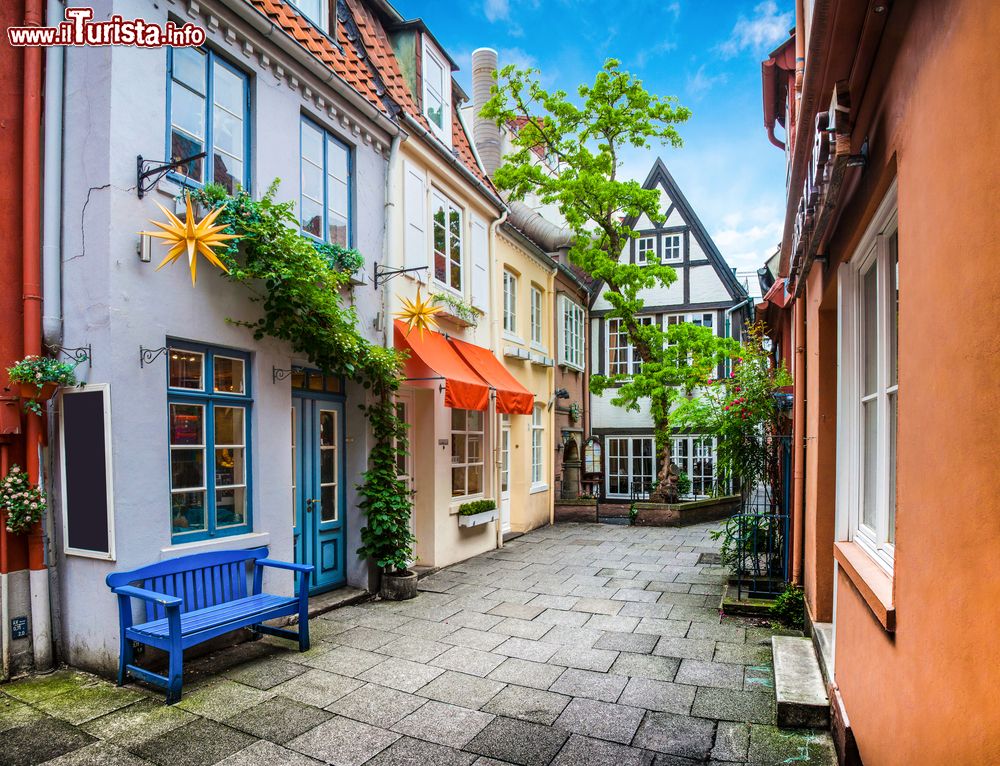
[483,59,735,502]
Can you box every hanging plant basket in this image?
[18,381,59,403]
[7,355,79,415]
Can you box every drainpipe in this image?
[22,0,52,672]
[490,210,508,552]
[724,297,752,341]
[791,296,806,586]
[1,445,9,680]
[381,133,402,350]
[41,0,65,348]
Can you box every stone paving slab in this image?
[1,520,837,766]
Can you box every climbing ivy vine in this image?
[190,182,415,573]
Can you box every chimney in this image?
[471,48,501,178]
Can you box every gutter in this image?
[779,0,834,279]
[217,0,403,140]
[398,111,504,212]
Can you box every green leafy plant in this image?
[628,503,639,525]
[677,471,692,498]
[431,292,482,326]
[189,182,414,573]
[7,355,79,414]
[771,584,805,630]
[0,465,45,535]
[483,60,736,502]
[458,499,497,516]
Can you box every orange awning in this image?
[394,320,489,411]
[449,337,534,415]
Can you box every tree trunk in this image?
[650,420,678,504]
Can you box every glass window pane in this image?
[216,487,246,527]
[320,411,336,446]
[327,213,348,247]
[862,263,878,396]
[214,357,245,394]
[215,447,244,487]
[212,62,243,114]
[301,121,323,165]
[213,106,243,158]
[467,434,482,463]
[171,449,203,489]
[213,154,242,195]
[327,138,349,182]
[328,176,349,219]
[214,406,244,445]
[451,434,466,464]
[172,491,206,534]
[451,408,466,431]
[452,467,466,497]
[888,392,897,544]
[321,446,336,484]
[172,47,206,93]
[301,196,323,238]
[302,160,323,203]
[170,403,204,445]
[320,483,337,522]
[467,465,482,495]
[170,131,204,182]
[889,232,899,387]
[467,410,483,433]
[170,350,204,390]
[171,85,206,141]
[862,399,878,529]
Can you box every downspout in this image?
[490,210,508,552]
[22,0,52,672]
[724,297,752,340]
[791,296,806,585]
[1,445,9,680]
[546,262,557,523]
[41,0,65,348]
[382,133,402,350]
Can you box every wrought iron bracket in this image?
[47,344,92,368]
[272,366,304,384]
[139,346,168,368]
[373,264,427,288]
[136,153,206,199]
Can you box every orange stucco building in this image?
[760,1,1000,763]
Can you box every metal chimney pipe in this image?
[471,48,501,177]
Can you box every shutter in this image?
[470,214,489,311]
[403,161,427,281]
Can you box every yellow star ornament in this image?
[394,287,441,337]
[143,193,239,286]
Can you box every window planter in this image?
[18,382,59,404]
[458,509,498,528]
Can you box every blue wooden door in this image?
[293,394,346,593]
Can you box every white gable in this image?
[664,206,685,228]
[688,264,731,303]
[634,212,655,230]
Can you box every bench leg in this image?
[166,646,183,704]
[117,636,133,687]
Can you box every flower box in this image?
[18,382,58,403]
[458,509,498,528]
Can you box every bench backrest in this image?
[106,547,269,621]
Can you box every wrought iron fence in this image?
[718,434,792,598]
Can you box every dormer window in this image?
[292,0,332,38]
[422,40,451,144]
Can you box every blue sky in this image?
[391,0,793,287]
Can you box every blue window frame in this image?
[166,46,251,194]
[167,342,252,542]
[300,116,353,246]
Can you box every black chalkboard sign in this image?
[60,386,114,558]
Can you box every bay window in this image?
[167,47,250,194]
[168,344,252,542]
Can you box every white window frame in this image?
[636,236,655,265]
[671,435,718,498]
[605,435,654,499]
[662,232,683,264]
[531,406,546,488]
[837,181,898,574]
[503,269,518,337]
[530,285,544,349]
[607,316,652,376]
[451,408,485,499]
[432,191,463,293]
[290,0,329,35]
[422,40,452,145]
[559,295,585,371]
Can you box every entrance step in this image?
[811,621,834,686]
[307,586,369,619]
[772,635,830,728]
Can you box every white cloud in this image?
[686,65,728,97]
[484,0,510,23]
[717,1,792,59]
[711,219,784,272]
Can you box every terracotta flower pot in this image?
[379,569,418,601]
[18,381,58,402]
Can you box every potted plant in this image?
[7,356,78,415]
[0,465,45,535]
[457,499,498,528]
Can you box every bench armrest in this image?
[255,559,314,574]
[112,585,183,608]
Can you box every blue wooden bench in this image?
[106,546,313,703]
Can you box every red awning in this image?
[448,337,534,415]
[394,320,489,411]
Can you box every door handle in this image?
[306,498,320,512]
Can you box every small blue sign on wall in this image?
[11,616,28,640]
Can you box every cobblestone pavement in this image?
[0,522,835,765]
